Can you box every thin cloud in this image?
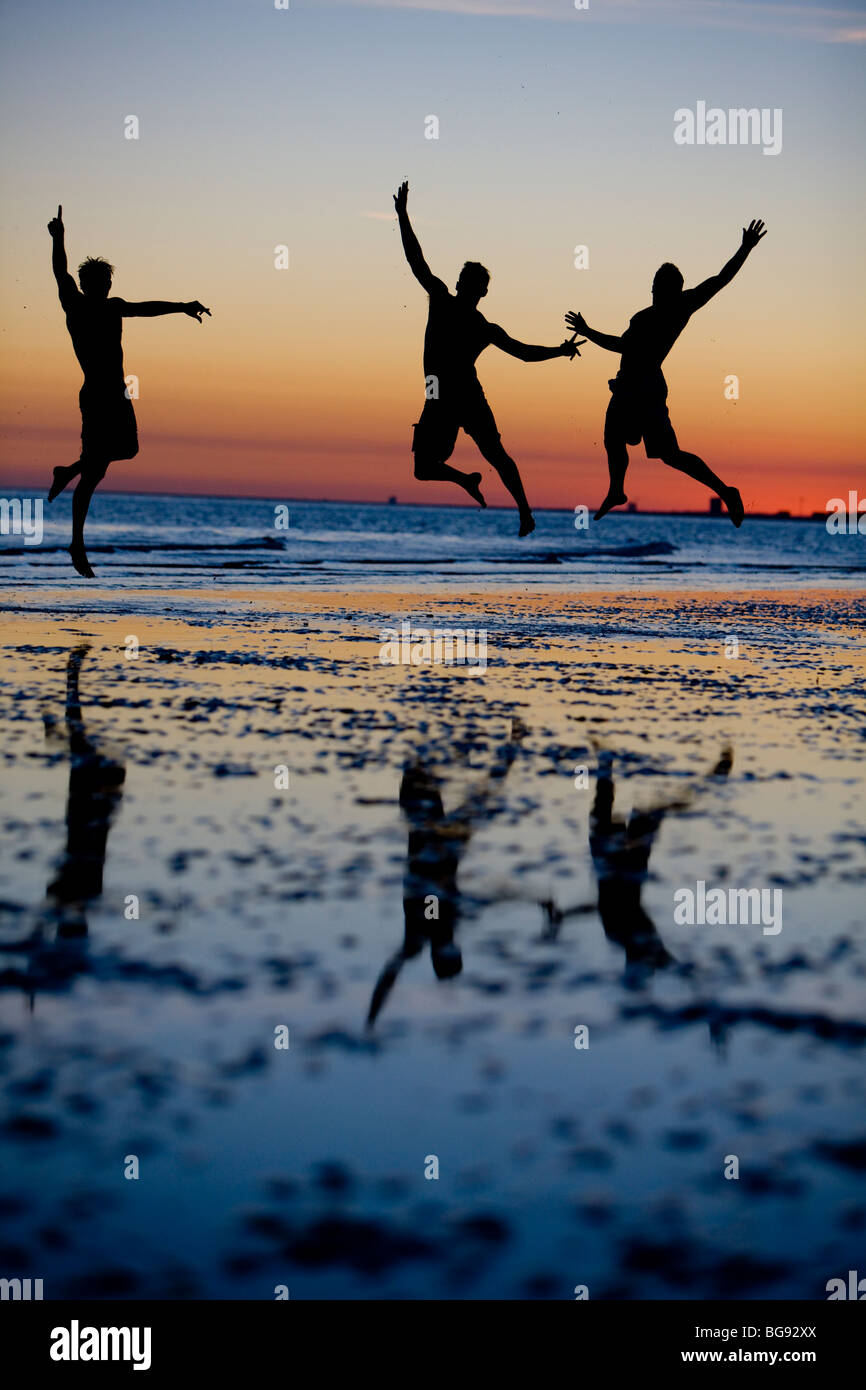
[341,0,543,13]
[361,210,435,224]
[332,0,866,43]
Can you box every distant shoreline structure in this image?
[2,487,849,524]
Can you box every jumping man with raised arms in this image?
[567,219,767,525]
[47,205,210,577]
[395,181,579,537]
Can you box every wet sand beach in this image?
[1,586,864,1299]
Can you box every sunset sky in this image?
[1,0,864,514]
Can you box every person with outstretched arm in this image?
[395,181,581,537]
[566,219,767,525]
[47,205,210,577]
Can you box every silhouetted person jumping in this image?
[47,205,210,577]
[395,181,579,536]
[566,219,767,525]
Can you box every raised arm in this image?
[454,717,529,819]
[489,323,579,363]
[565,311,623,353]
[393,181,441,293]
[47,205,78,310]
[119,300,211,321]
[686,219,767,311]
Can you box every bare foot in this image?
[48,465,76,502]
[69,543,95,579]
[518,512,536,537]
[724,487,744,528]
[464,471,487,508]
[594,491,627,521]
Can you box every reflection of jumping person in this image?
[566,220,767,525]
[366,719,527,1027]
[47,205,211,577]
[45,645,126,938]
[543,747,732,985]
[586,751,682,981]
[394,182,579,537]
[0,646,127,1006]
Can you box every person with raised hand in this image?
[395,180,581,538]
[567,219,767,525]
[47,205,210,577]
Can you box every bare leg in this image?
[478,440,534,536]
[414,456,487,508]
[69,462,107,578]
[660,449,743,527]
[595,442,629,520]
[48,459,83,502]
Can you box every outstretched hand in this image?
[393,181,409,215]
[561,336,587,360]
[184,301,211,322]
[48,204,64,238]
[742,218,767,251]
[565,310,588,335]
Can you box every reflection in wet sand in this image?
[367,718,527,1027]
[1,590,863,1300]
[45,645,126,936]
[543,746,732,987]
[1,645,125,1002]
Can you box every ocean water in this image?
[1,491,864,592]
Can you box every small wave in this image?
[0,537,287,559]
[591,541,678,558]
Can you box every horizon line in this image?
[2,486,840,521]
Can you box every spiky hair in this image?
[78,256,115,284]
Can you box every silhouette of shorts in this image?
[412,389,501,461]
[604,378,678,459]
[79,381,139,462]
